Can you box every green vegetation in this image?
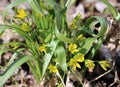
[0,0,119,86]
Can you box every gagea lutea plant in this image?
[0,0,120,86]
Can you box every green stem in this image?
[27,61,40,82]
[71,69,84,87]
[57,72,66,87]
[100,0,118,19]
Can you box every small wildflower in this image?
[69,53,84,71]
[98,60,110,71]
[16,9,26,19]
[69,58,81,71]
[36,13,43,18]
[69,13,81,30]
[85,59,95,72]
[21,23,30,32]
[39,44,46,53]
[73,53,84,62]
[78,34,83,40]
[13,45,19,49]
[74,13,82,21]
[10,44,19,49]
[48,64,58,73]
[68,43,78,54]
[0,33,3,37]
[69,22,77,30]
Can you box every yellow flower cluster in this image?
[21,23,30,32]
[39,44,46,53]
[69,53,84,71]
[16,9,26,19]
[85,59,95,72]
[68,43,78,54]
[48,64,58,73]
[99,60,110,71]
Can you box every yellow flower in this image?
[16,9,26,19]
[74,13,82,21]
[69,53,84,71]
[0,33,3,37]
[69,13,81,30]
[68,43,78,54]
[78,34,83,39]
[36,13,43,18]
[69,58,81,71]
[69,22,77,30]
[98,60,110,71]
[39,44,46,53]
[77,34,86,41]
[73,53,84,62]
[48,64,58,73]
[85,59,95,72]
[10,44,19,49]
[21,23,30,32]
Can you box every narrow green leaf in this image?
[0,56,34,87]
[0,26,9,33]
[88,37,104,59]
[55,10,62,30]
[42,39,59,76]
[65,0,76,8]
[0,42,24,48]
[55,26,75,43]
[43,0,59,9]
[100,0,118,19]
[0,49,14,55]
[79,38,96,54]
[28,0,43,14]
[8,48,25,66]
[55,46,68,72]
[85,16,108,37]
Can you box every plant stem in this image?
[57,72,66,87]
[71,69,84,87]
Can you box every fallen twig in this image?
[88,60,115,84]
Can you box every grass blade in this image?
[0,56,34,87]
[42,39,59,76]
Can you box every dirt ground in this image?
[0,0,120,87]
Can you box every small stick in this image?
[88,60,115,84]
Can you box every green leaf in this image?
[43,0,59,9]
[55,10,62,30]
[0,26,9,33]
[88,37,104,59]
[55,26,75,43]
[0,56,34,87]
[55,46,68,72]
[28,0,43,14]
[0,42,24,48]
[65,0,76,8]
[85,16,108,37]
[42,39,59,76]
[8,48,25,66]
[79,38,96,54]
[0,49,15,55]
[100,0,118,19]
